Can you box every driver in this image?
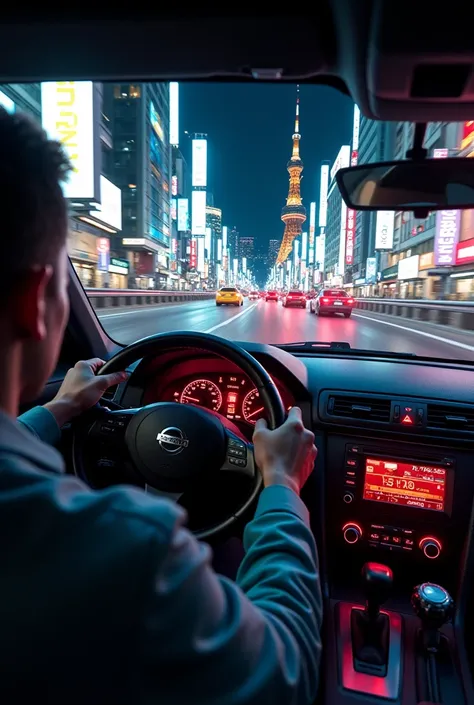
[0,107,322,704]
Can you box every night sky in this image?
[180,82,354,250]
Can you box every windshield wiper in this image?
[276,341,418,359]
[282,341,352,350]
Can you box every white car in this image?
[248,291,259,301]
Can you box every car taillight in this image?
[347,298,354,304]
[322,298,329,303]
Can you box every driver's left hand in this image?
[44,358,128,428]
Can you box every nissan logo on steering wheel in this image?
[156,427,190,454]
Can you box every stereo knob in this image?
[343,523,362,545]
[419,536,442,560]
[343,492,354,504]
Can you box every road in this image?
[96,298,474,361]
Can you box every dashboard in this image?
[117,342,474,606]
[143,372,293,426]
[134,353,295,431]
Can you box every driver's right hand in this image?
[253,406,317,495]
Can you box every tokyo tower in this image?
[276,86,306,265]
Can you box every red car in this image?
[265,290,279,302]
[310,289,354,317]
[283,290,307,308]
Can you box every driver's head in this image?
[0,108,72,407]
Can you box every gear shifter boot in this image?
[351,608,389,675]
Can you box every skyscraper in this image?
[276,86,307,264]
[268,239,280,264]
[239,236,255,262]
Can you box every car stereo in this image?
[339,443,455,560]
[362,457,447,512]
[342,444,454,516]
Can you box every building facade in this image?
[104,82,172,288]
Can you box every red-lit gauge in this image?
[242,388,265,424]
[180,379,222,412]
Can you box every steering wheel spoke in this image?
[89,408,138,445]
[220,430,256,480]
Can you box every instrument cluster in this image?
[154,373,293,426]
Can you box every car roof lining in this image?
[0,2,473,122]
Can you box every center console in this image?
[325,435,472,599]
[323,433,474,703]
[341,442,453,564]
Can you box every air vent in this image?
[327,395,391,423]
[102,384,118,402]
[427,403,474,431]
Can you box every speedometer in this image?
[180,379,222,412]
[242,388,265,424]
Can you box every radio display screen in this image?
[363,457,447,511]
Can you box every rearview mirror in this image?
[336,158,474,212]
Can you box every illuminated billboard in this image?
[222,225,228,250]
[309,202,316,264]
[435,210,461,266]
[375,211,395,250]
[338,200,347,274]
[330,144,350,181]
[319,163,329,227]
[352,105,360,153]
[191,190,206,235]
[192,139,207,187]
[197,237,205,273]
[171,198,177,221]
[90,176,122,231]
[41,81,96,200]
[345,208,355,265]
[169,82,179,146]
[150,100,164,142]
[177,198,189,231]
[189,239,197,269]
[301,231,308,261]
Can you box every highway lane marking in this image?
[97,300,212,318]
[205,302,259,334]
[353,313,474,353]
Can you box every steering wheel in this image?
[72,331,286,540]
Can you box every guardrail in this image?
[355,298,474,332]
[85,288,216,309]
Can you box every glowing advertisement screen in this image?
[319,164,329,227]
[169,82,179,146]
[375,211,395,250]
[191,190,206,235]
[177,198,189,231]
[41,81,95,199]
[363,457,446,512]
[192,139,207,187]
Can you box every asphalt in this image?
[96,298,474,361]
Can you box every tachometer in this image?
[180,379,222,412]
[242,388,265,424]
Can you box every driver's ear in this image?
[13,266,53,341]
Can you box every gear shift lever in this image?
[351,562,393,675]
[412,583,454,704]
[362,562,393,621]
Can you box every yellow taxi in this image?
[216,286,244,306]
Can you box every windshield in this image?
[7,80,473,360]
[323,290,348,297]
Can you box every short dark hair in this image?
[0,107,72,292]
